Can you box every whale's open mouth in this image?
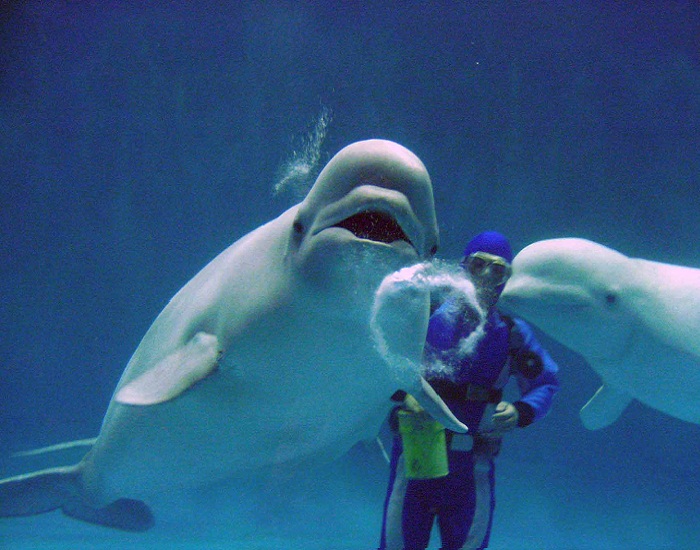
[334,211,412,246]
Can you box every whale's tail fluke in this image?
[10,437,98,458]
[0,466,154,532]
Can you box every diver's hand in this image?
[491,401,518,435]
[402,393,425,414]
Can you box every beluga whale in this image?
[0,139,466,532]
[500,238,700,430]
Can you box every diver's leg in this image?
[379,438,407,550]
[402,477,438,550]
[438,450,495,550]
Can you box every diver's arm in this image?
[511,318,560,427]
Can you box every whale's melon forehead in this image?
[305,140,433,208]
[515,238,626,281]
[295,139,439,257]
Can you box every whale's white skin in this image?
[0,139,464,530]
[501,238,700,429]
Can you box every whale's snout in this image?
[296,139,438,260]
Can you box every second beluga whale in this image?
[501,238,700,430]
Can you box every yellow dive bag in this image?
[397,409,448,479]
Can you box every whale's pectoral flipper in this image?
[0,466,154,532]
[0,466,77,517]
[412,377,469,433]
[580,384,633,430]
[116,332,221,406]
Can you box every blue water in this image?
[2,2,699,548]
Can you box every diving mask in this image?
[462,251,512,286]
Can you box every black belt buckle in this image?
[473,435,502,458]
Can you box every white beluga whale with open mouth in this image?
[500,237,700,430]
[0,139,466,532]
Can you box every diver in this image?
[378,231,560,550]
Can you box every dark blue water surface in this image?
[2,2,699,548]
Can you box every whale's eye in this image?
[334,211,411,246]
[605,293,617,306]
[430,244,438,256]
[293,220,304,234]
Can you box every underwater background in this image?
[1,1,699,548]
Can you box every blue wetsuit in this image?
[379,297,559,550]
